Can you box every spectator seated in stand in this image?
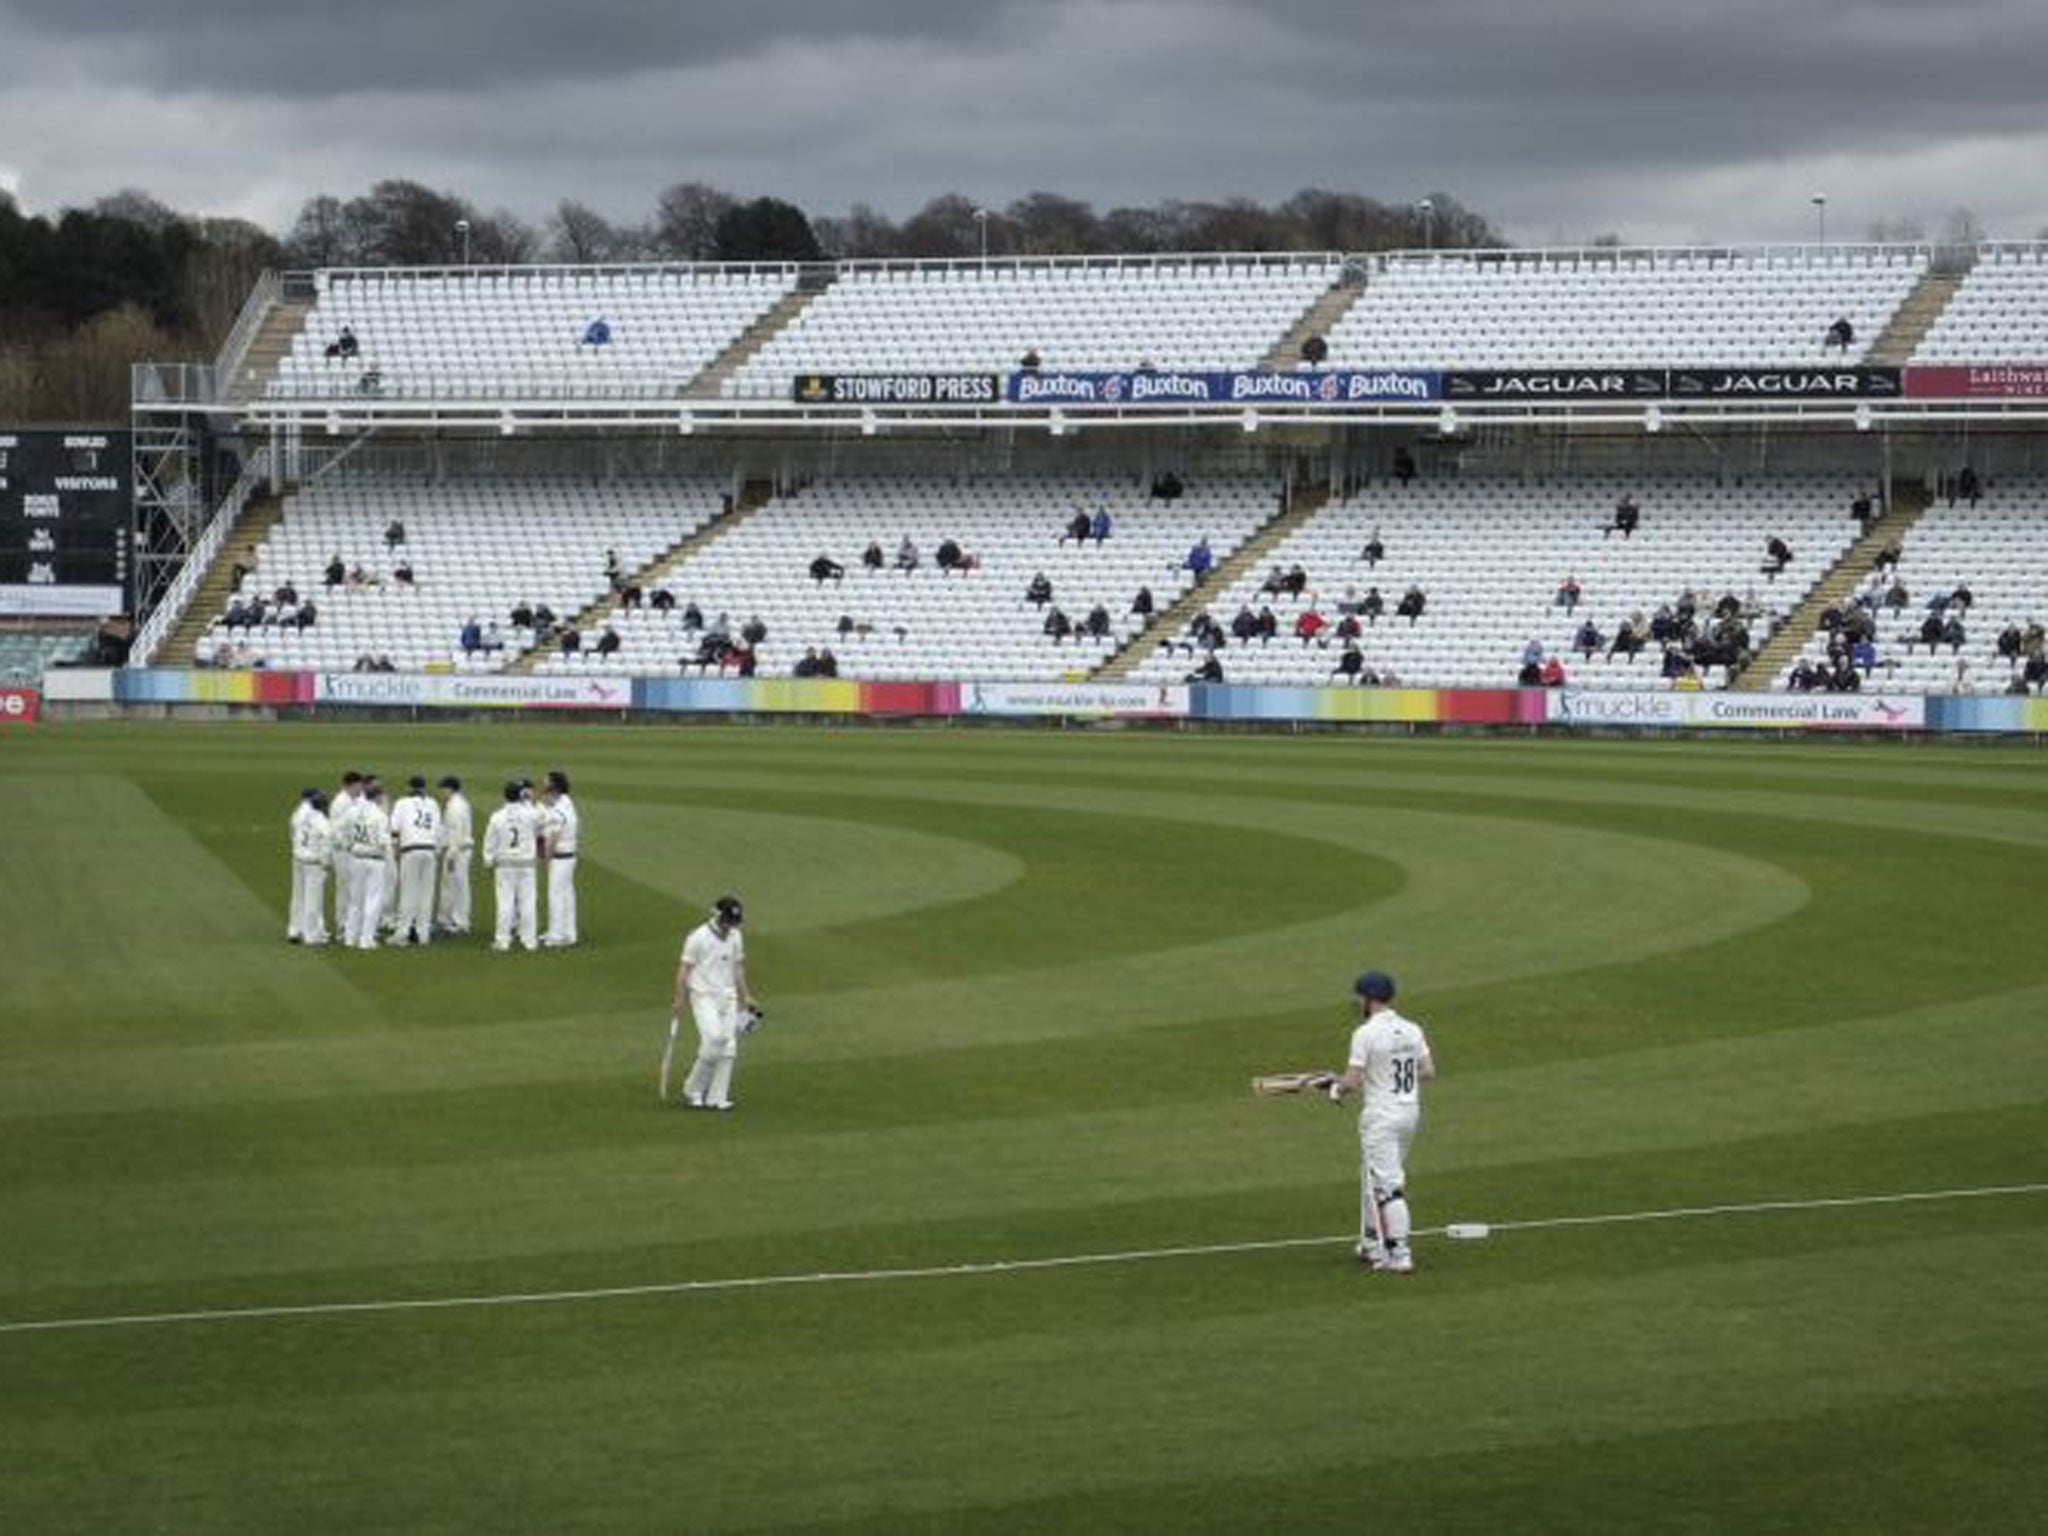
[559,628,581,656]
[1335,612,1362,641]
[1575,619,1603,658]
[620,584,643,610]
[595,626,621,657]
[1230,604,1258,645]
[1259,565,1288,597]
[1295,606,1327,646]
[1026,572,1054,607]
[1186,654,1223,684]
[1361,586,1385,623]
[460,617,483,653]
[1332,643,1366,682]
[1997,623,2024,660]
[1950,581,1974,614]
[1555,575,1582,611]
[393,561,416,588]
[582,317,612,347]
[1020,347,1042,371]
[1396,585,1427,624]
[533,602,556,631]
[324,326,359,360]
[862,541,885,571]
[1130,586,1154,618]
[740,614,768,648]
[680,600,703,631]
[1083,603,1112,640]
[1763,535,1792,579]
[809,554,845,584]
[1824,316,1855,353]
[510,600,535,629]
[1941,613,1967,652]
[816,647,840,678]
[384,518,406,550]
[1517,659,1543,686]
[1603,495,1640,539]
[935,538,977,575]
[1060,510,1093,545]
[1360,528,1385,566]
[1043,606,1072,643]
[1282,564,1308,597]
[1255,605,1279,644]
[1090,507,1113,543]
[1851,490,1877,528]
[651,588,676,612]
[1607,618,1644,660]
[325,555,346,588]
[1540,656,1566,687]
[895,536,920,572]
[1184,537,1213,580]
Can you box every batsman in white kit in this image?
[1328,970,1434,1274]
[662,896,761,1111]
[286,787,331,944]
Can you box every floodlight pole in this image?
[1418,198,1435,252]
[1811,194,1827,247]
[973,207,990,266]
[456,218,472,266]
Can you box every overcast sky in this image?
[1,0,2043,247]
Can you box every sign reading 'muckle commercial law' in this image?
[0,428,130,616]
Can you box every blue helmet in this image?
[1354,970,1397,1003]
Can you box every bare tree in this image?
[897,194,982,258]
[814,203,900,260]
[548,200,630,263]
[1944,207,1986,246]
[651,182,736,261]
[1004,192,1100,256]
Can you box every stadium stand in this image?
[536,473,1283,680]
[1125,473,1867,691]
[1769,476,2048,695]
[190,475,731,672]
[270,268,798,399]
[0,627,94,684]
[1323,250,1925,369]
[723,258,1341,397]
[1913,247,2048,363]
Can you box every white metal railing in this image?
[212,269,281,398]
[131,446,273,666]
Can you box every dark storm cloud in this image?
[0,0,1023,93]
[0,0,2043,242]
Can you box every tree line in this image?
[0,177,1490,420]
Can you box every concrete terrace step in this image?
[1729,483,1932,691]
[1092,485,1331,681]
[501,481,776,673]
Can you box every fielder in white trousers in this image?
[290,858,329,944]
[346,854,388,947]
[494,865,538,950]
[438,845,472,933]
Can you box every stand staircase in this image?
[502,480,777,673]
[153,496,289,664]
[1865,273,1961,367]
[684,270,837,399]
[1258,278,1363,372]
[225,299,314,404]
[1728,483,1931,691]
[1092,485,1332,681]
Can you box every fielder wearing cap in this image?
[537,769,579,948]
[481,780,542,951]
[1328,970,1435,1274]
[434,776,475,936]
[388,775,443,946]
[669,896,760,1111]
[287,787,332,946]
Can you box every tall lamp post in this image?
[1810,194,1827,247]
[455,218,472,266]
[972,207,990,265]
[1417,198,1435,252]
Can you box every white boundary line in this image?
[3,1181,2043,1338]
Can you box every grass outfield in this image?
[3,720,2047,1534]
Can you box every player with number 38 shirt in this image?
[1332,970,1435,1274]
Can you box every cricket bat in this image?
[1251,1070,1337,1097]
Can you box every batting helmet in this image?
[713,895,745,927]
[1354,970,1397,1003]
